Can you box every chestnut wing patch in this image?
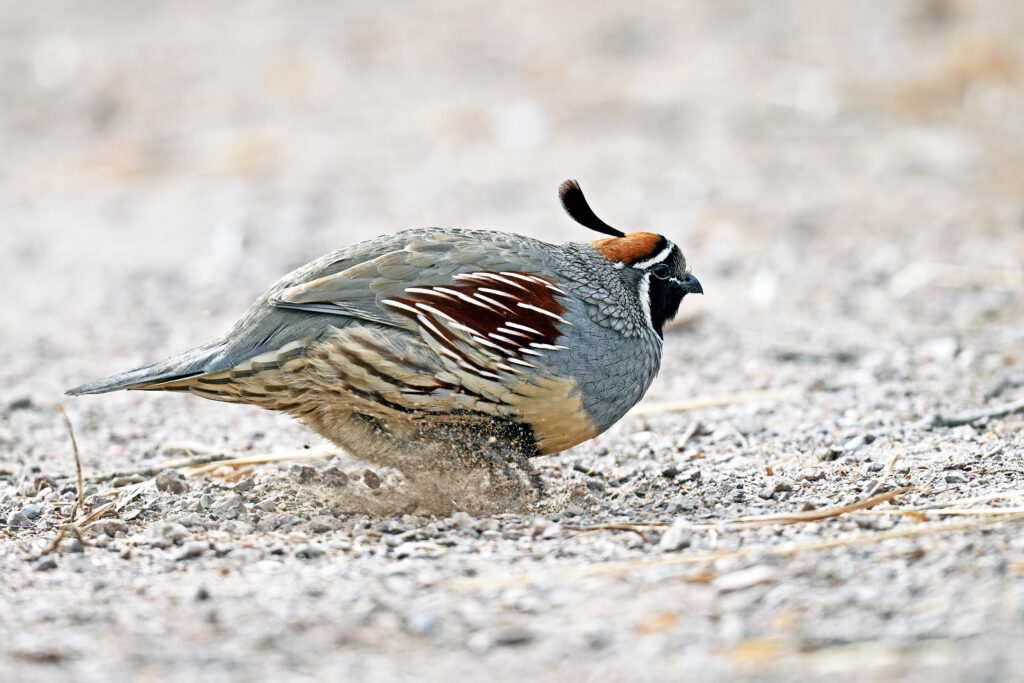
[381,271,571,377]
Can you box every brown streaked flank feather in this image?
[383,270,570,378]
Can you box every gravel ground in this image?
[3,2,1024,681]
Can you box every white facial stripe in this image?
[631,244,674,270]
[638,272,653,331]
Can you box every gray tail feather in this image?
[65,343,226,396]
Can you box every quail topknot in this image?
[68,180,702,481]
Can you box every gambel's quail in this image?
[68,180,702,478]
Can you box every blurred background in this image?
[3,3,1024,680]
[3,0,1023,399]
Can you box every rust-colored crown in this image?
[591,232,665,265]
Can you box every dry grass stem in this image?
[628,385,803,417]
[57,405,85,522]
[910,507,1024,516]
[181,445,338,475]
[563,487,909,538]
[93,453,241,482]
[934,398,1024,428]
[75,501,117,529]
[914,490,1024,509]
[723,487,910,527]
[454,512,1024,591]
[677,421,700,451]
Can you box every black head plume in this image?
[558,179,626,238]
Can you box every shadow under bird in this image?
[68,181,702,480]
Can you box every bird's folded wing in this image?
[270,237,539,328]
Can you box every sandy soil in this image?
[3,2,1024,681]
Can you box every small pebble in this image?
[362,470,381,489]
[734,413,760,436]
[295,544,326,559]
[451,511,475,531]
[291,465,318,484]
[529,517,553,537]
[173,541,208,561]
[861,479,888,494]
[405,613,441,637]
[307,515,338,533]
[322,466,349,487]
[713,565,777,592]
[540,523,563,539]
[7,511,31,527]
[843,434,873,452]
[19,477,40,497]
[8,396,34,411]
[631,431,654,446]
[585,626,613,650]
[33,556,58,572]
[94,519,128,537]
[20,504,40,519]
[159,522,190,541]
[564,503,584,517]
[467,632,492,654]
[232,477,255,492]
[211,494,246,520]
[945,471,969,484]
[659,520,692,552]
[111,474,145,487]
[154,469,189,494]
[759,478,794,500]
[666,496,696,514]
[491,627,533,647]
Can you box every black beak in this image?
[678,273,703,295]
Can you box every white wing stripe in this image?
[382,299,419,314]
[517,302,571,324]
[504,321,542,336]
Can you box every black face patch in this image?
[648,276,686,338]
[633,242,697,338]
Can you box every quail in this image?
[68,180,702,479]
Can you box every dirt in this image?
[3,2,1024,681]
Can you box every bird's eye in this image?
[650,263,671,280]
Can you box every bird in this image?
[67,180,702,484]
